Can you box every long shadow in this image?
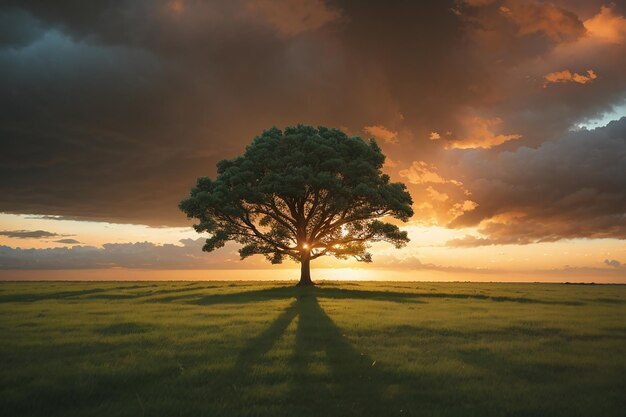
[209,288,407,416]
[202,296,300,414]
[193,284,589,415]
[288,290,406,416]
[229,299,299,377]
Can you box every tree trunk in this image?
[298,252,314,286]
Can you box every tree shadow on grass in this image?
[211,288,408,417]
[288,291,407,416]
[188,285,588,416]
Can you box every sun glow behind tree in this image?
[179,125,414,285]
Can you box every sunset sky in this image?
[1,0,625,282]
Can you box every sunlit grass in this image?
[0,281,624,416]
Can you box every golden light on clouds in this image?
[448,200,479,219]
[383,157,398,169]
[544,69,597,86]
[502,0,586,42]
[584,5,626,44]
[445,117,522,150]
[426,186,449,202]
[399,161,459,185]
[363,125,399,144]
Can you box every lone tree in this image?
[179,125,413,286]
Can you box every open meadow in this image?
[1,280,625,417]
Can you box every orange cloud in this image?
[363,125,399,144]
[426,186,449,202]
[429,131,441,140]
[584,5,626,44]
[399,161,451,185]
[544,69,597,86]
[383,157,398,169]
[480,0,587,42]
[445,116,522,150]
[399,162,475,226]
[448,200,479,218]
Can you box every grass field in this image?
[1,280,625,417]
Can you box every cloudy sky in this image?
[1,0,625,282]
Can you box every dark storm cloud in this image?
[0,8,44,48]
[0,230,60,239]
[439,0,626,151]
[1,0,625,243]
[0,0,395,225]
[447,118,626,245]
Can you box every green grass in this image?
[1,280,625,417]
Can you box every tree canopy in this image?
[179,125,413,285]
